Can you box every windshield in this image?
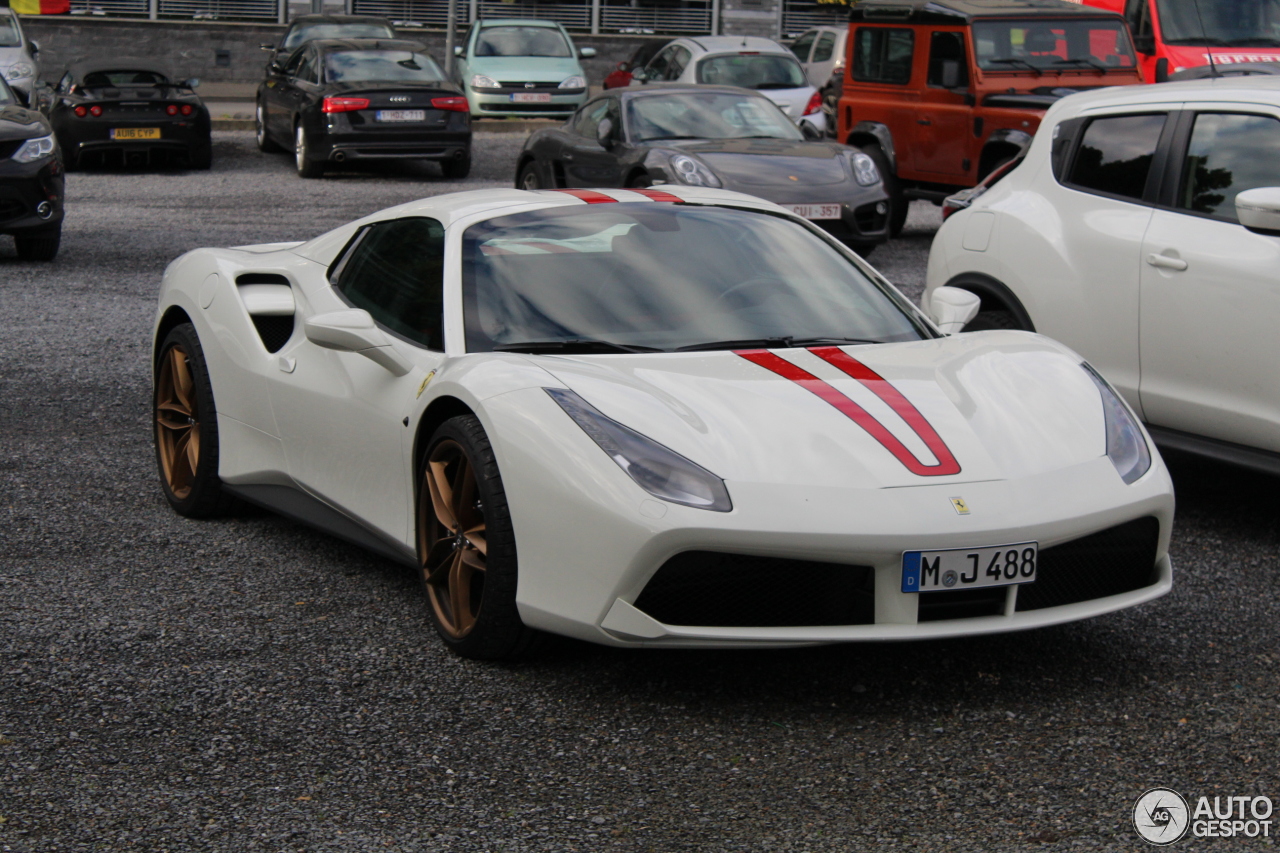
[627,92,803,142]
[82,70,170,88]
[1156,0,1280,46]
[284,22,395,49]
[695,53,808,88]
[0,17,20,48]
[973,19,1137,71]
[475,26,571,58]
[462,204,924,353]
[324,50,445,83]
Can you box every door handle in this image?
[1146,253,1188,271]
[917,118,932,126]
[563,153,575,161]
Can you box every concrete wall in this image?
[20,16,675,85]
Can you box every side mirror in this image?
[617,60,630,72]
[800,121,821,140]
[928,286,981,334]
[29,40,39,57]
[270,62,285,75]
[184,77,200,89]
[303,309,412,376]
[1235,187,1280,235]
[596,117,614,147]
[940,59,960,89]
[1133,33,1156,55]
[453,45,463,56]
[579,46,597,58]
[260,42,275,51]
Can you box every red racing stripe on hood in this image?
[550,189,618,204]
[736,348,961,477]
[631,188,683,203]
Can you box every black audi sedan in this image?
[43,61,211,170]
[515,84,890,255]
[0,76,63,261]
[256,38,471,178]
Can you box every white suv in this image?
[631,36,825,136]
[926,77,1280,474]
[0,10,38,108]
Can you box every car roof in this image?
[614,83,776,100]
[306,38,429,53]
[478,18,564,28]
[850,0,1125,24]
[287,14,394,27]
[1053,75,1280,116]
[68,59,172,82]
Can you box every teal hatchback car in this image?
[454,19,595,119]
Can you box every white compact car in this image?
[631,36,826,137]
[0,10,37,107]
[153,187,1172,659]
[927,77,1280,476]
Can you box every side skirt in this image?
[1146,424,1280,478]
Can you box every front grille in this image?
[919,586,1006,622]
[853,200,888,233]
[1016,516,1160,612]
[634,551,875,627]
[0,139,22,160]
[498,81,560,90]
[479,103,573,113]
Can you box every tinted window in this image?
[573,98,612,139]
[283,21,395,49]
[0,16,21,48]
[853,28,914,84]
[296,53,319,84]
[1180,112,1280,220]
[1067,113,1166,201]
[790,31,817,62]
[666,46,690,80]
[1155,0,1280,46]
[695,54,806,88]
[334,218,446,351]
[475,26,570,58]
[972,19,1136,71]
[323,50,445,83]
[462,204,923,353]
[813,33,837,63]
[83,70,169,88]
[927,31,969,88]
[645,46,674,80]
[627,91,801,142]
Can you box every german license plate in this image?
[111,127,161,140]
[511,92,552,103]
[783,203,841,220]
[901,542,1038,593]
[376,109,426,122]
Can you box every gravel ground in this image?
[1,132,1277,852]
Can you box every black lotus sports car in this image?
[515,84,890,254]
[44,61,211,170]
[256,38,471,179]
[0,76,63,261]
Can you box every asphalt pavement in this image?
[1,132,1277,852]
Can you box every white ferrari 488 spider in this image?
[153,186,1174,659]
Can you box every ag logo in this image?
[1134,788,1190,845]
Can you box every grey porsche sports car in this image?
[514,84,890,253]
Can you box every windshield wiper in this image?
[754,82,800,90]
[1052,57,1108,72]
[493,339,662,354]
[676,336,879,352]
[986,57,1042,75]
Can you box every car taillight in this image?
[74,105,87,117]
[431,96,469,112]
[181,104,194,116]
[89,105,103,117]
[322,96,370,113]
[166,104,179,116]
[804,90,822,115]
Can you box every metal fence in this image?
[351,0,472,26]
[781,0,846,37]
[600,0,711,35]
[352,0,711,33]
[71,0,279,19]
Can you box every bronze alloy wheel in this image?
[155,344,201,501]
[419,438,488,639]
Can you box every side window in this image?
[1179,112,1280,221]
[1126,0,1152,39]
[1066,113,1166,202]
[790,31,817,62]
[333,218,447,351]
[298,53,319,84]
[573,98,611,140]
[853,27,914,85]
[283,48,307,78]
[927,31,969,88]
[813,33,837,63]
[666,46,690,80]
[645,46,674,81]
[58,72,73,94]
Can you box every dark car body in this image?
[260,14,397,72]
[43,61,212,170]
[515,84,890,252]
[603,39,669,89]
[256,38,471,178]
[0,77,64,260]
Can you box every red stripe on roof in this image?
[735,348,961,477]
[631,188,683,203]
[550,189,618,204]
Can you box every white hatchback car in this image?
[927,77,1280,475]
[631,36,825,136]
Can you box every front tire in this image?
[14,226,61,261]
[256,101,282,153]
[189,142,212,171]
[864,144,908,237]
[417,415,542,660]
[153,323,239,517]
[295,122,324,178]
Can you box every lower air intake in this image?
[1015,516,1160,612]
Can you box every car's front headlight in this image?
[1082,363,1151,485]
[470,74,500,89]
[559,75,586,89]
[5,62,34,80]
[669,154,722,188]
[851,151,880,186]
[546,387,732,512]
[13,134,55,164]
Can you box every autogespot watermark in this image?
[1133,787,1274,845]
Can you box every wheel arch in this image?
[845,121,895,171]
[943,272,1036,331]
[413,395,478,471]
[154,305,193,365]
[979,130,1032,180]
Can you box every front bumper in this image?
[486,388,1174,648]
[467,87,586,118]
[0,156,64,235]
[714,178,891,247]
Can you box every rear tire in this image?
[627,173,653,188]
[864,144,908,237]
[963,310,1024,332]
[295,121,324,178]
[256,101,282,153]
[189,143,212,170]
[14,226,61,261]
[441,150,471,179]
